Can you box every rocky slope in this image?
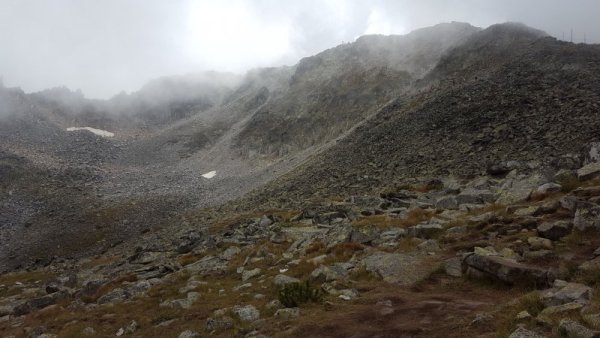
[3,21,600,337]
[242,23,600,209]
[0,22,483,273]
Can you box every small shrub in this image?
[519,292,545,317]
[305,240,326,255]
[330,242,364,259]
[278,281,322,308]
[558,176,580,193]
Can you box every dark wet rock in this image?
[537,221,572,241]
[574,202,600,231]
[462,252,554,288]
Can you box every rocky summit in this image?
[2,22,600,337]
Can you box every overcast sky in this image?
[0,0,598,99]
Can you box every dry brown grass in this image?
[177,253,205,266]
[81,273,138,303]
[305,240,326,256]
[208,209,301,232]
[0,270,56,286]
[352,208,435,230]
[80,255,121,269]
[330,242,364,259]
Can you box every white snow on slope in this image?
[67,127,114,137]
[202,170,217,179]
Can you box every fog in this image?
[1,0,599,99]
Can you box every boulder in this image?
[578,163,600,181]
[185,255,227,274]
[273,274,300,286]
[508,327,545,338]
[579,257,600,272]
[259,215,274,227]
[537,221,572,241]
[232,305,260,322]
[435,196,458,210]
[536,183,562,194]
[559,319,599,338]
[362,252,434,285]
[310,264,348,282]
[527,236,553,250]
[417,239,440,252]
[560,196,580,212]
[350,226,380,244]
[206,316,233,331]
[242,268,262,282]
[456,189,496,205]
[573,186,600,198]
[496,174,543,204]
[160,292,200,309]
[542,281,592,306]
[407,222,444,239]
[462,252,554,288]
[574,202,600,231]
[443,257,462,277]
[178,330,199,338]
[379,228,406,242]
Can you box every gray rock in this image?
[470,313,493,327]
[160,292,200,309]
[185,255,227,274]
[542,281,592,306]
[125,320,138,334]
[362,252,433,285]
[537,221,572,241]
[586,142,600,164]
[435,196,458,210]
[462,253,554,288]
[578,163,600,181]
[497,175,543,204]
[407,222,444,239]
[233,305,260,322]
[580,257,600,272]
[417,239,440,252]
[443,257,462,277]
[270,232,287,244]
[220,246,241,260]
[129,251,165,265]
[178,330,199,338]
[242,268,262,282]
[538,302,583,316]
[310,265,348,282]
[536,183,562,194]
[81,327,96,336]
[456,189,496,205]
[350,226,380,244]
[274,307,300,320]
[206,316,233,331]
[379,228,406,241]
[508,327,546,338]
[273,274,300,286]
[560,196,580,212]
[527,236,553,250]
[259,215,273,227]
[559,319,599,338]
[97,288,128,305]
[574,202,600,231]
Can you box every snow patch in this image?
[67,127,114,137]
[202,170,217,179]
